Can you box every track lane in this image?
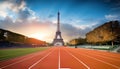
[66,47,120,69]
[0,48,53,69]
[29,47,59,69]
[28,48,55,69]
[60,47,89,69]
[28,47,90,69]
[76,48,120,67]
[0,47,120,69]
[78,48,120,60]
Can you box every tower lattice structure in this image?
[52,12,64,46]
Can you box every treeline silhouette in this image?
[0,29,46,48]
[69,38,86,46]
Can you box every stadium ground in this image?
[0,47,120,69]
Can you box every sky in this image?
[0,0,120,42]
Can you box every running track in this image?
[0,47,120,69]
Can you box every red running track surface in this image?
[0,47,120,69]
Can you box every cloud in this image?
[61,23,93,41]
[0,15,56,42]
[0,0,55,42]
[6,0,26,13]
[0,15,94,42]
[0,0,97,42]
[105,14,119,20]
[18,8,31,20]
[0,0,26,17]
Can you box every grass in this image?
[0,47,49,61]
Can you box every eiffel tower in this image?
[52,12,64,46]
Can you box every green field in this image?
[0,47,49,61]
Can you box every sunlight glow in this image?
[28,32,47,40]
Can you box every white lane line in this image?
[28,49,54,69]
[0,48,53,69]
[65,49,90,69]
[76,51,120,69]
[58,48,60,69]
